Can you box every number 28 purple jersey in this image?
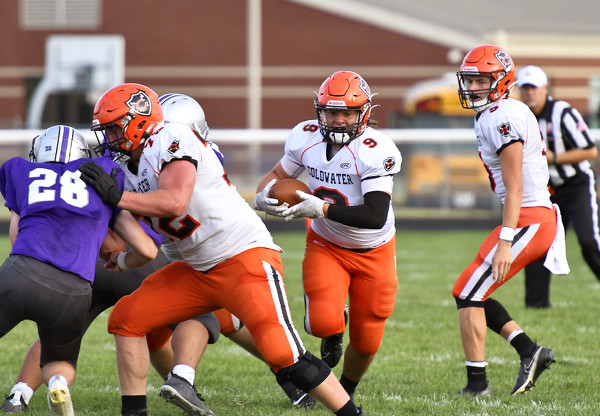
[0,156,124,282]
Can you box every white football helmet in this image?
[159,93,209,140]
[29,125,90,163]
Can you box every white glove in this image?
[282,191,326,220]
[253,179,288,216]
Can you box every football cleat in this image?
[457,384,492,397]
[47,377,74,416]
[320,305,349,368]
[1,392,27,413]
[159,373,214,416]
[510,345,555,395]
[289,388,316,409]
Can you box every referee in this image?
[517,65,600,307]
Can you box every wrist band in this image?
[499,226,515,242]
[117,252,129,271]
[552,152,557,165]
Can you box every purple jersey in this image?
[0,157,125,282]
[139,220,164,247]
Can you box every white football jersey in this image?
[280,120,402,249]
[474,98,551,208]
[130,122,280,271]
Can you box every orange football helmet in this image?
[457,45,515,111]
[92,83,163,155]
[315,71,375,145]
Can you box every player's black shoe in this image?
[160,373,214,415]
[289,388,316,409]
[321,332,344,368]
[321,305,349,368]
[510,345,555,395]
[457,384,491,396]
[1,393,27,413]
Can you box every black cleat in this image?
[320,305,349,368]
[457,385,492,397]
[289,388,316,409]
[510,346,555,395]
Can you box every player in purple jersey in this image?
[0,125,158,416]
[1,155,220,415]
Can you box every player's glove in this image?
[78,161,123,206]
[282,191,325,220]
[253,178,288,216]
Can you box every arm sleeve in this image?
[326,191,390,229]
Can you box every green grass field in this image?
[0,230,598,415]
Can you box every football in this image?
[268,178,311,206]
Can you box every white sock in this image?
[172,364,195,386]
[465,360,488,367]
[11,382,34,405]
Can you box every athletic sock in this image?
[334,399,359,416]
[172,364,196,385]
[510,332,537,359]
[11,382,34,405]
[465,361,488,391]
[340,374,359,397]
[121,395,147,416]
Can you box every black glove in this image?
[79,161,123,206]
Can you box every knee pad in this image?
[276,351,331,392]
[168,313,221,344]
[190,313,221,344]
[455,297,484,309]
[484,298,513,334]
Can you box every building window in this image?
[20,0,101,29]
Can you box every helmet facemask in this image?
[457,72,505,112]
[316,106,366,145]
[92,117,133,159]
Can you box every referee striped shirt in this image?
[538,96,595,187]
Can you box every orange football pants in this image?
[213,308,242,336]
[108,247,304,372]
[453,206,557,302]
[302,229,398,356]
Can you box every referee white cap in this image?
[517,65,548,87]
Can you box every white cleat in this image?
[47,376,74,416]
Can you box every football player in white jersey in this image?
[159,92,317,409]
[78,83,365,416]
[453,45,568,396]
[254,71,401,400]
